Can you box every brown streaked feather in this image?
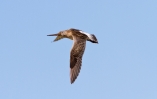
[70,29,87,39]
[70,35,87,84]
[47,28,98,84]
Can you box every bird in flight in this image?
[47,28,98,84]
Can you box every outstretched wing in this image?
[70,36,86,84]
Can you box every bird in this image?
[47,28,98,84]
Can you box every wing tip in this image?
[71,80,74,84]
[70,77,77,84]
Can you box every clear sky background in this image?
[0,0,157,99]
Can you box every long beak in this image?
[47,33,58,36]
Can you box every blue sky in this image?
[0,0,157,99]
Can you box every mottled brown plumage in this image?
[47,28,98,84]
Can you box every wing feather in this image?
[70,36,86,84]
